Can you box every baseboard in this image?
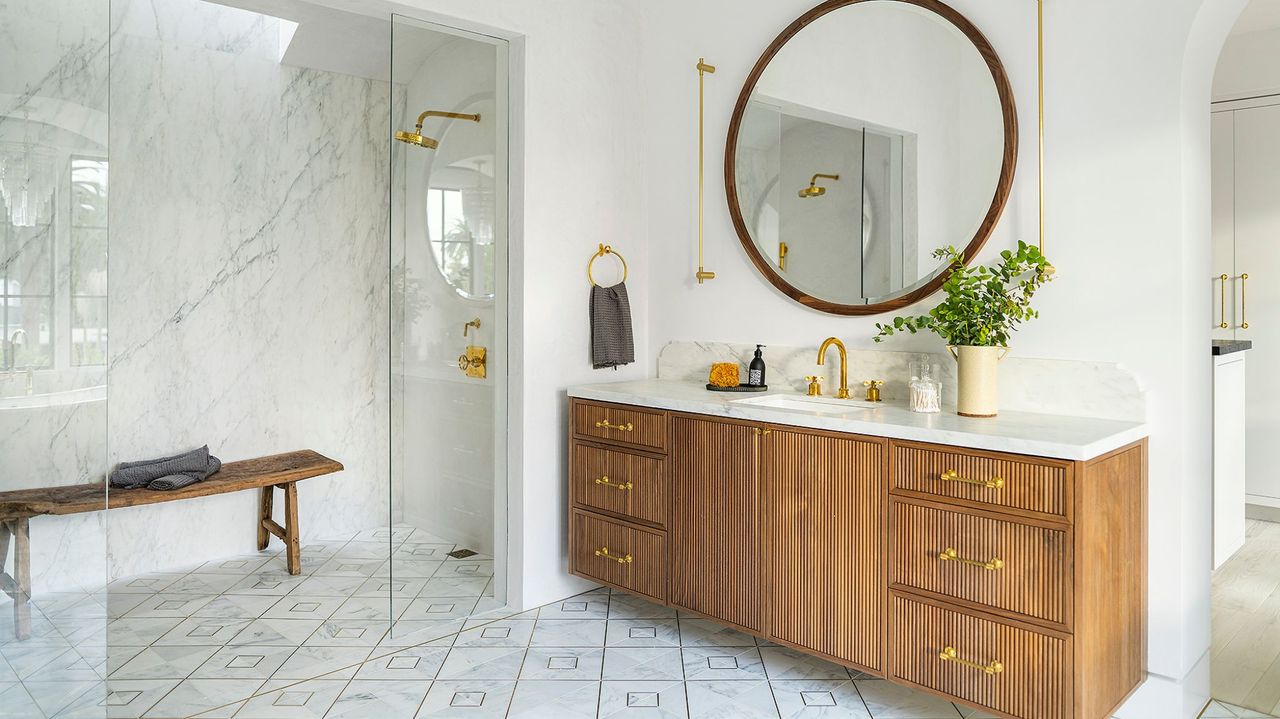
[1245,502,1280,522]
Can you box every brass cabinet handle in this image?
[1241,273,1250,330]
[594,546,633,564]
[1221,274,1231,329]
[594,476,633,491]
[938,470,1004,490]
[939,646,1004,675]
[595,419,634,432]
[938,547,1004,571]
[753,427,772,436]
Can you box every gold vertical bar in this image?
[1221,274,1230,329]
[1241,273,1249,329]
[1038,0,1045,254]
[696,58,716,283]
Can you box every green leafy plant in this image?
[874,241,1055,347]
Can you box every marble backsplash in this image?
[658,340,1147,423]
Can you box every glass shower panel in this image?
[1,0,110,715]
[390,14,509,642]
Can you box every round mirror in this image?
[726,0,1017,315]
[424,97,496,301]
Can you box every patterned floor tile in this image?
[602,647,686,682]
[400,597,482,623]
[271,647,372,681]
[108,618,186,647]
[230,619,324,647]
[23,679,103,717]
[759,647,851,681]
[682,646,767,682]
[152,618,250,647]
[506,680,601,719]
[304,620,388,647]
[142,678,264,718]
[605,619,681,648]
[684,679,780,719]
[529,620,606,648]
[122,593,218,619]
[436,646,527,681]
[97,678,181,718]
[417,679,515,718]
[110,645,221,679]
[227,574,310,597]
[234,677,347,718]
[381,620,467,648]
[678,619,757,648]
[325,679,432,718]
[599,679,689,718]
[770,680,870,718]
[261,596,346,622]
[519,648,605,681]
[854,679,962,718]
[0,682,44,718]
[191,645,297,680]
[377,559,445,578]
[607,595,677,621]
[353,646,448,681]
[191,595,279,620]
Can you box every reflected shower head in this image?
[395,109,481,150]
[799,172,839,198]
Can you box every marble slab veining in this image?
[568,379,1148,461]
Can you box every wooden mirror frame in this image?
[724,0,1018,316]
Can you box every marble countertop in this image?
[568,379,1148,461]
[1212,339,1253,356]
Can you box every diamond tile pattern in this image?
[1,524,1264,718]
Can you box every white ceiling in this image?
[1232,0,1280,35]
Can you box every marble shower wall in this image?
[103,0,390,582]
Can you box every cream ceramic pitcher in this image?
[948,345,1009,417]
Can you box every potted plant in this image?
[873,241,1055,417]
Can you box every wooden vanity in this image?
[567,391,1147,719]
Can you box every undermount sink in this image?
[731,394,883,412]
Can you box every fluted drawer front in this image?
[891,500,1071,627]
[571,442,666,526]
[571,510,666,602]
[891,593,1070,719]
[572,400,667,452]
[892,442,1071,521]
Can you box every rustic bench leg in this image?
[283,482,301,576]
[257,487,274,551]
[5,520,31,641]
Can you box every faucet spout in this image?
[816,337,850,400]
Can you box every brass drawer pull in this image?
[939,470,1004,490]
[938,547,1004,571]
[594,476,634,491]
[939,646,1004,675]
[594,546,633,564]
[595,419,634,432]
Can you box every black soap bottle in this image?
[748,345,767,387]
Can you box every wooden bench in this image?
[0,449,342,640]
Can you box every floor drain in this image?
[447,548,478,559]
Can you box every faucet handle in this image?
[805,375,823,397]
[862,379,884,403]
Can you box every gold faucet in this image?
[817,337,850,399]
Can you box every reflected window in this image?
[1,201,54,371]
[428,187,494,299]
[69,157,108,366]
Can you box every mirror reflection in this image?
[730,0,1012,309]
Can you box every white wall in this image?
[637,0,1244,716]
[1213,26,1280,101]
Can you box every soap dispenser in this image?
[747,345,767,387]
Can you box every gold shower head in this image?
[395,110,481,150]
[799,173,839,198]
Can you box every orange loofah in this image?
[708,363,740,388]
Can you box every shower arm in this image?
[410,110,481,133]
[809,173,840,185]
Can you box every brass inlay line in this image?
[696,57,716,284]
[1037,0,1045,253]
[595,419,634,432]
[594,546,633,564]
[594,476,634,491]
[938,547,1004,571]
[938,469,1004,490]
[939,645,1004,675]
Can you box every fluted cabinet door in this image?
[669,415,762,631]
[766,428,885,672]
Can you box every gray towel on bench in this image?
[590,282,634,369]
[110,446,222,491]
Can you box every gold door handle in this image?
[938,470,1004,490]
[939,646,1004,675]
[1221,274,1230,329]
[594,546,633,564]
[753,427,772,436]
[594,476,633,491]
[595,419,634,432]
[938,547,1004,571]
[1241,273,1249,330]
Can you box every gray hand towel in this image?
[109,446,222,491]
[590,282,634,369]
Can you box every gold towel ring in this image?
[587,244,628,286]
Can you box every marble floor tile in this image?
[329,597,401,622]
[230,619,325,647]
[227,574,310,597]
[677,619,757,648]
[261,596,347,622]
[304,620,388,647]
[537,596,610,621]
[602,648,686,682]
[598,679,689,719]
[110,645,221,680]
[416,577,488,599]
[529,620,607,648]
[758,647,851,681]
[354,578,426,600]
[377,559,445,578]
[23,679,103,717]
[607,595,677,621]
[519,648,605,681]
[333,541,394,560]
[108,618,186,647]
[353,646,448,681]
[453,619,536,648]
[393,543,454,561]
[192,595,279,620]
[325,679,432,718]
[854,679,962,719]
[506,680,601,719]
[0,682,44,718]
[98,678,182,718]
[152,618,250,647]
[314,558,384,579]
[165,574,244,596]
[122,593,218,619]
[435,561,494,580]
[417,679,515,718]
[107,574,186,595]
[234,678,347,719]
[191,645,297,680]
[770,680,871,719]
[381,620,467,648]
[684,679,780,719]
[436,647,528,681]
[400,597,481,623]
[605,619,681,648]
[682,647,767,682]
[271,646,372,681]
[195,556,274,576]
[142,678,264,718]
[952,703,999,719]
